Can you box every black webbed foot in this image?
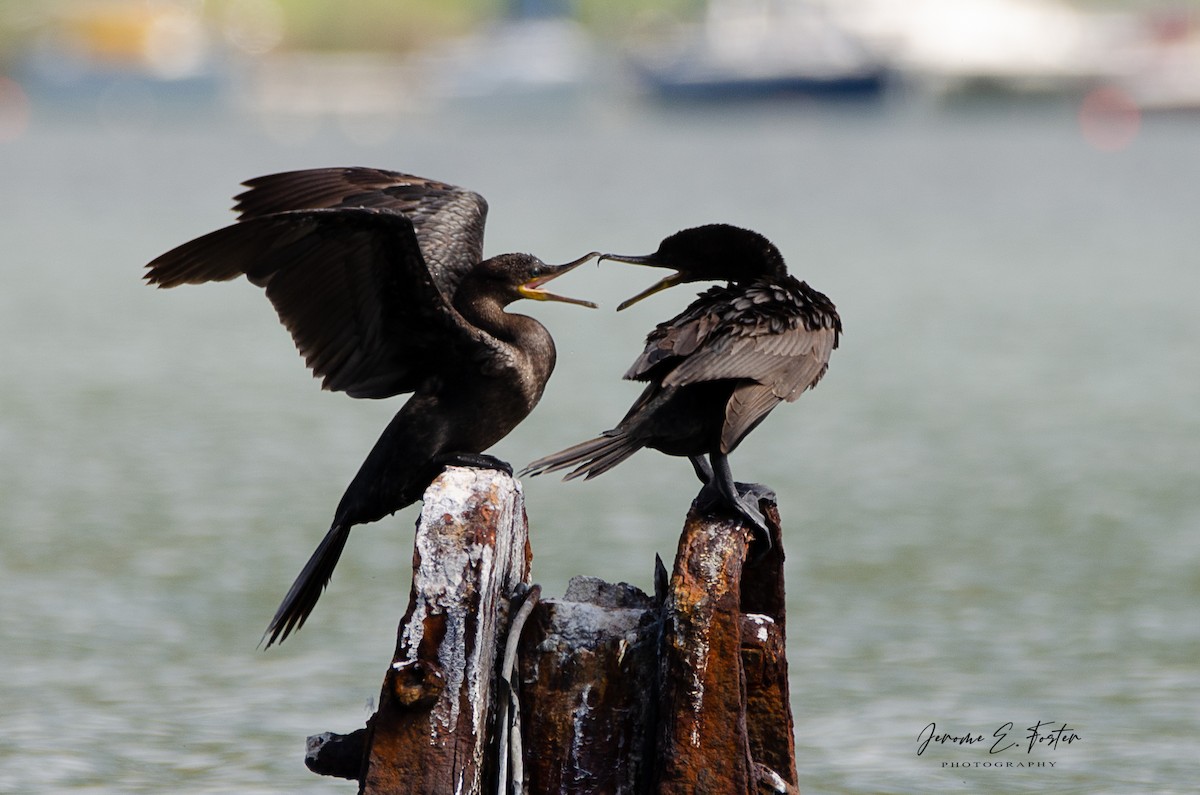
[735,493,772,557]
[693,481,773,558]
[695,453,775,560]
[735,481,776,505]
[436,452,514,476]
[735,482,777,563]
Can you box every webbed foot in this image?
[436,452,514,476]
[694,481,773,557]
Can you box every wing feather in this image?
[722,382,783,453]
[233,167,488,297]
[621,276,840,453]
[145,208,484,398]
[623,286,730,382]
[666,325,836,396]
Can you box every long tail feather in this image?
[573,440,641,480]
[262,522,351,648]
[520,431,642,480]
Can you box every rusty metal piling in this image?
[305,467,798,794]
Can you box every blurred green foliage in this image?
[225,0,704,49]
[0,0,706,59]
[250,0,502,52]
[1,0,1196,60]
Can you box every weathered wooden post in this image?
[304,467,798,794]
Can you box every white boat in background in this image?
[625,0,889,102]
[835,0,1127,99]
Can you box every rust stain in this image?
[357,469,797,795]
[388,659,446,708]
[655,508,756,793]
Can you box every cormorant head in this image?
[476,251,599,308]
[601,224,786,310]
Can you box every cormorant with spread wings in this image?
[146,167,596,646]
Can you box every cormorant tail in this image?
[521,431,642,481]
[262,522,351,648]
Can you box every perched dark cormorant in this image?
[523,224,840,547]
[145,167,597,646]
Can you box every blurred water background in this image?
[2,1,1199,793]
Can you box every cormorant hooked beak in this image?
[600,252,685,311]
[519,251,600,308]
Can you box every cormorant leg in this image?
[693,453,724,511]
[697,452,771,553]
[435,452,514,476]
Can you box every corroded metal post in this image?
[511,495,796,795]
[652,497,796,795]
[360,466,531,795]
[653,511,759,792]
[517,577,660,793]
[739,501,798,792]
[305,473,798,794]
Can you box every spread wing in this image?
[145,207,494,399]
[625,279,840,453]
[231,167,488,298]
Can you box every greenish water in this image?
[2,97,1198,793]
